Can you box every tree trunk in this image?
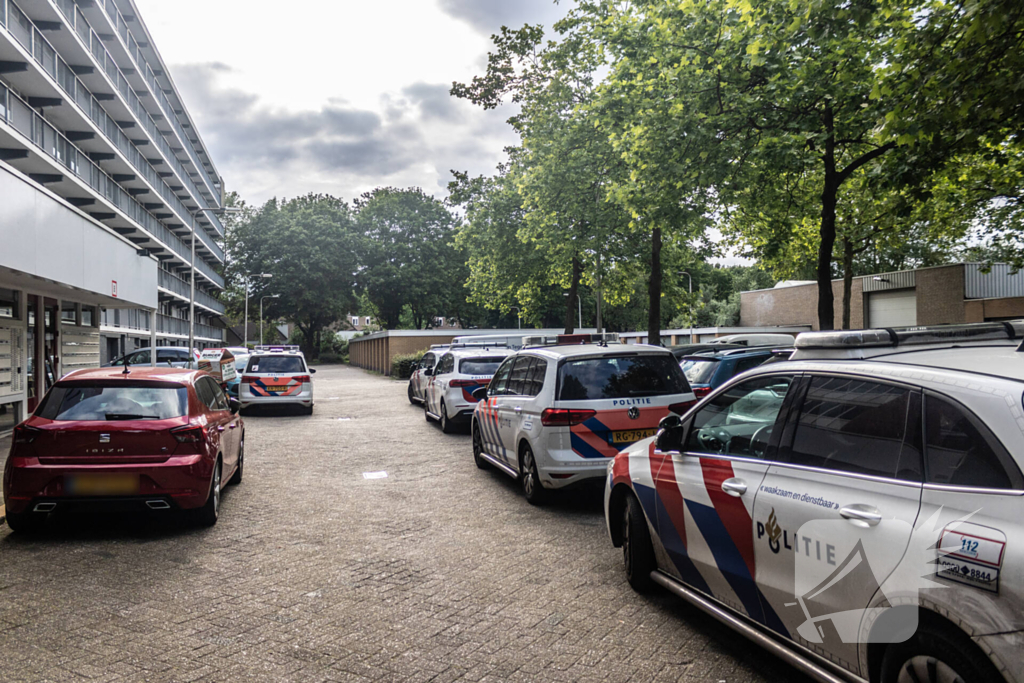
[297,322,315,359]
[816,103,838,331]
[648,227,663,346]
[564,256,582,334]
[842,238,854,330]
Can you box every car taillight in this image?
[293,375,311,383]
[693,386,712,399]
[13,425,40,444]
[241,375,257,384]
[171,425,205,443]
[669,400,697,414]
[541,408,596,426]
[450,379,478,388]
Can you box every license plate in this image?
[265,386,288,392]
[611,429,658,444]
[65,474,139,496]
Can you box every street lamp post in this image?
[510,306,521,329]
[260,294,280,346]
[244,273,273,349]
[678,271,693,344]
[188,206,240,367]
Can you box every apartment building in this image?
[0,0,226,427]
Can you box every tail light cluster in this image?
[692,386,712,399]
[241,375,257,384]
[293,375,311,383]
[171,424,205,444]
[541,408,596,427]
[13,425,40,444]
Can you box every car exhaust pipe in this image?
[33,502,57,513]
[145,500,171,510]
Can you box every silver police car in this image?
[605,321,1024,683]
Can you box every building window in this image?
[352,317,359,327]
[364,316,371,325]
[0,288,19,319]
[61,301,78,324]
[81,307,95,327]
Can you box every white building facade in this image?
[0,0,226,430]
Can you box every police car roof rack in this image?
[522,332,620,348]
[795,321,1024,351]
[253,344,301,353]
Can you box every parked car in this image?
[669,343,744,360]
[678,346,779,398]
[605,321,1024,683]
[424,346,513,433]
[471,333,696,504]
[408,345,450,405]
[704,333,797,347]
[238,346,315,414]
[107,346,196,368]
[4,367,243,531]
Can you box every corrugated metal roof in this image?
[860,269,917,292]
[965,263,1024,299]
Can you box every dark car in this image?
[4,367,243,532]
[678,346,778,398]
[107,346,196,368]
[669,343,744,361]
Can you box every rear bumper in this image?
[239,393,313,407]
[3,454,214,515]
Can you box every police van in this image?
[423,343,514,433]
[472,333,696,504]
[605,321,1024,683]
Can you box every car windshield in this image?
[37,383,189,421]
[557,354,690,400]
[246,355,305,374]
[234,357,250,371]
[459,357,505,375]
[680,358,719,385]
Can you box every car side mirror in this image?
[659,414,682,431]
[472,386,488,401]
[229,397,241,414]
[310,368,317,374]
[656,415,685,453]
[424,368,434,377]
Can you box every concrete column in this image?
[149,309,157,366]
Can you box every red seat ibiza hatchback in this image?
[3,367,244,532]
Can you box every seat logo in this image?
[99,434,111,444]
[627,407,640,420]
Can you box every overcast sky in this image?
[134,0,571,206]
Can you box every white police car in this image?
[472,333,696,504]
[239,346,316,414]
[424,345,513,433]
[606,321,1024,683]
[408,345,449,405]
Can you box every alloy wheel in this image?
[522,450,536,497]
[212,463,221,516]
[623,506,633,576]
[896,657,965,683]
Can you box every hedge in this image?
[391,351,426,379]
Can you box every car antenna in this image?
[122,355,131,375]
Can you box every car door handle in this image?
[721,478,747,497]
[216,425,225,432]
[839,505,882,527]
[514,407,522,414]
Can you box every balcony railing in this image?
[157,314,223,341]
[158,269,226,314]
[2,0,226,255]
[0,81,225,288]
[75,0,223,213]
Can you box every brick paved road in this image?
[0,366,810,682]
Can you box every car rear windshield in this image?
[459,357,505,375]
[246,356,305,374]
[37,383,189,421]
[557,354,690,400]
[680,358,719,385]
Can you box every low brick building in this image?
[740,263,1024,330]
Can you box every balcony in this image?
[1,0,226,257]
[158,269,226,314]
[0,81,225,288]
[157,314,223,341]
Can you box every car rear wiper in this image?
[104,413,156,420]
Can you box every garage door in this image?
[868,289,917,327]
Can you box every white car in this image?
[472,333,697,504]
[606,321,1024,683]
[424,346,513,433]
[408,345,449,405]
[238,346,316,414]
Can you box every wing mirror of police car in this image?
[472,386,488,401]
[424,368,435,377]
[659,414,682,431]
[310,368,317,374]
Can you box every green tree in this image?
[355,187,464,329]
[225,194,358,358]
